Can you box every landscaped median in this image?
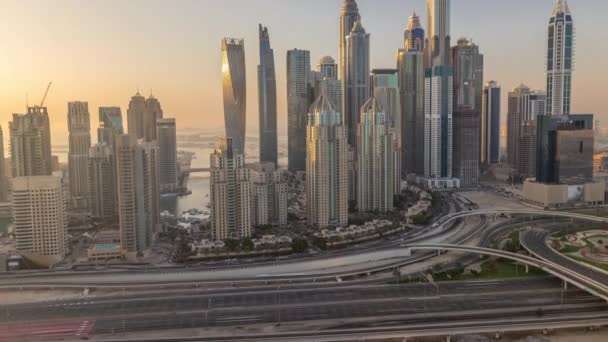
[549,229,608,272]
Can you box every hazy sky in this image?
[1,0,606,145]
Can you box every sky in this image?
[1,0,607,146]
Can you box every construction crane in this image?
[39,82,52,107]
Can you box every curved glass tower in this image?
[546,0,574,116]
[222,38,247,153]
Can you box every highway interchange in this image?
[3,193,608,341]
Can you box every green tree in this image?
[224,239,240,252]
[291,238,309,253]
[241,238,254,251]
[312,237,327,250]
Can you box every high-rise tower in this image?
[287,49,313,172]
[398,12,425,176]
[451,39,483,187]
[144,96,163,142]
[426,0,451,66]
[481,81,501,165]
[12,176,67,267]
[306,93,348,228]
[98,107,123,146]
[67,101,92,208]
[507,85,546,178]
[339,0,361,83]
[0,126,7,202]
[9,107,53,177]
[258,25,278,165]
[423,0,454,185]
[222,38,247,153]
[127,92,146,141]
[88,143,115,222]
[546,0,574,116]
[156,118,178,193]
[343,21,370,145]
[357,97,400,213]
[315,56,342,116]
[210,137,252,239]
[115,134,160,258]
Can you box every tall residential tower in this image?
[222,38,247,153]
[423,0,454,186]
[9,107,53,177]
[67,101,92,208]
[451,38,483,187]
[546,0,574,116]
[343,21,370,145]
[306,93,348,228]
[258,25,278,165]
[481,81,501,164]
[398,12,425,176]
[287,49,313,172]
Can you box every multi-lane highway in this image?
[4,198,608,341]
[2,278,606,341]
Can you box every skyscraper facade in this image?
[315,56,342,116]
[210,137,252,239]
[116,135,160,258]
[144,96,163,142]
[12,176,67,267]
[357,98,400,213]
[424,0,454,184]
[546,0,574,116]
[398,12,425,176]
[156,118,178,193]
[258,25,278,165]
[67,101,91,208]
[371,69,402,192]
[343,21,370,145]
[306,93,348,228]
[317,56,338,80]
[426,0,451,66]
[507,85,546,178]
[536,114,594,185]
[287,49,313,172]
[0,126,7,202]
[88,143,115,222]
[249,162,288,227]
[339,0,361,84]
[481,81,501,164]
[127,92,146,141]
[9,107,53,177]
[222,38,247,153]
[98,107,123,146]
[452,38,483,187]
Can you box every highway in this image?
[4,200,608,340]
[521,229,608,287]
[2,278,606,341]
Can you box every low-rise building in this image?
[87,244,122,261]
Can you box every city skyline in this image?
[1,0,606,145]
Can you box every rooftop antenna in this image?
[25,92,29,111]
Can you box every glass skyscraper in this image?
[257,25,278,165]
[398,12,425,176]
[286,49,313,172]
[424,0,453,181]
[222,38,247,154]
[481,81,501,165]
[546,0,574,116]
[343,20,370,146]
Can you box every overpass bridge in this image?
[433,209,608,229]
[405,243,608,302]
